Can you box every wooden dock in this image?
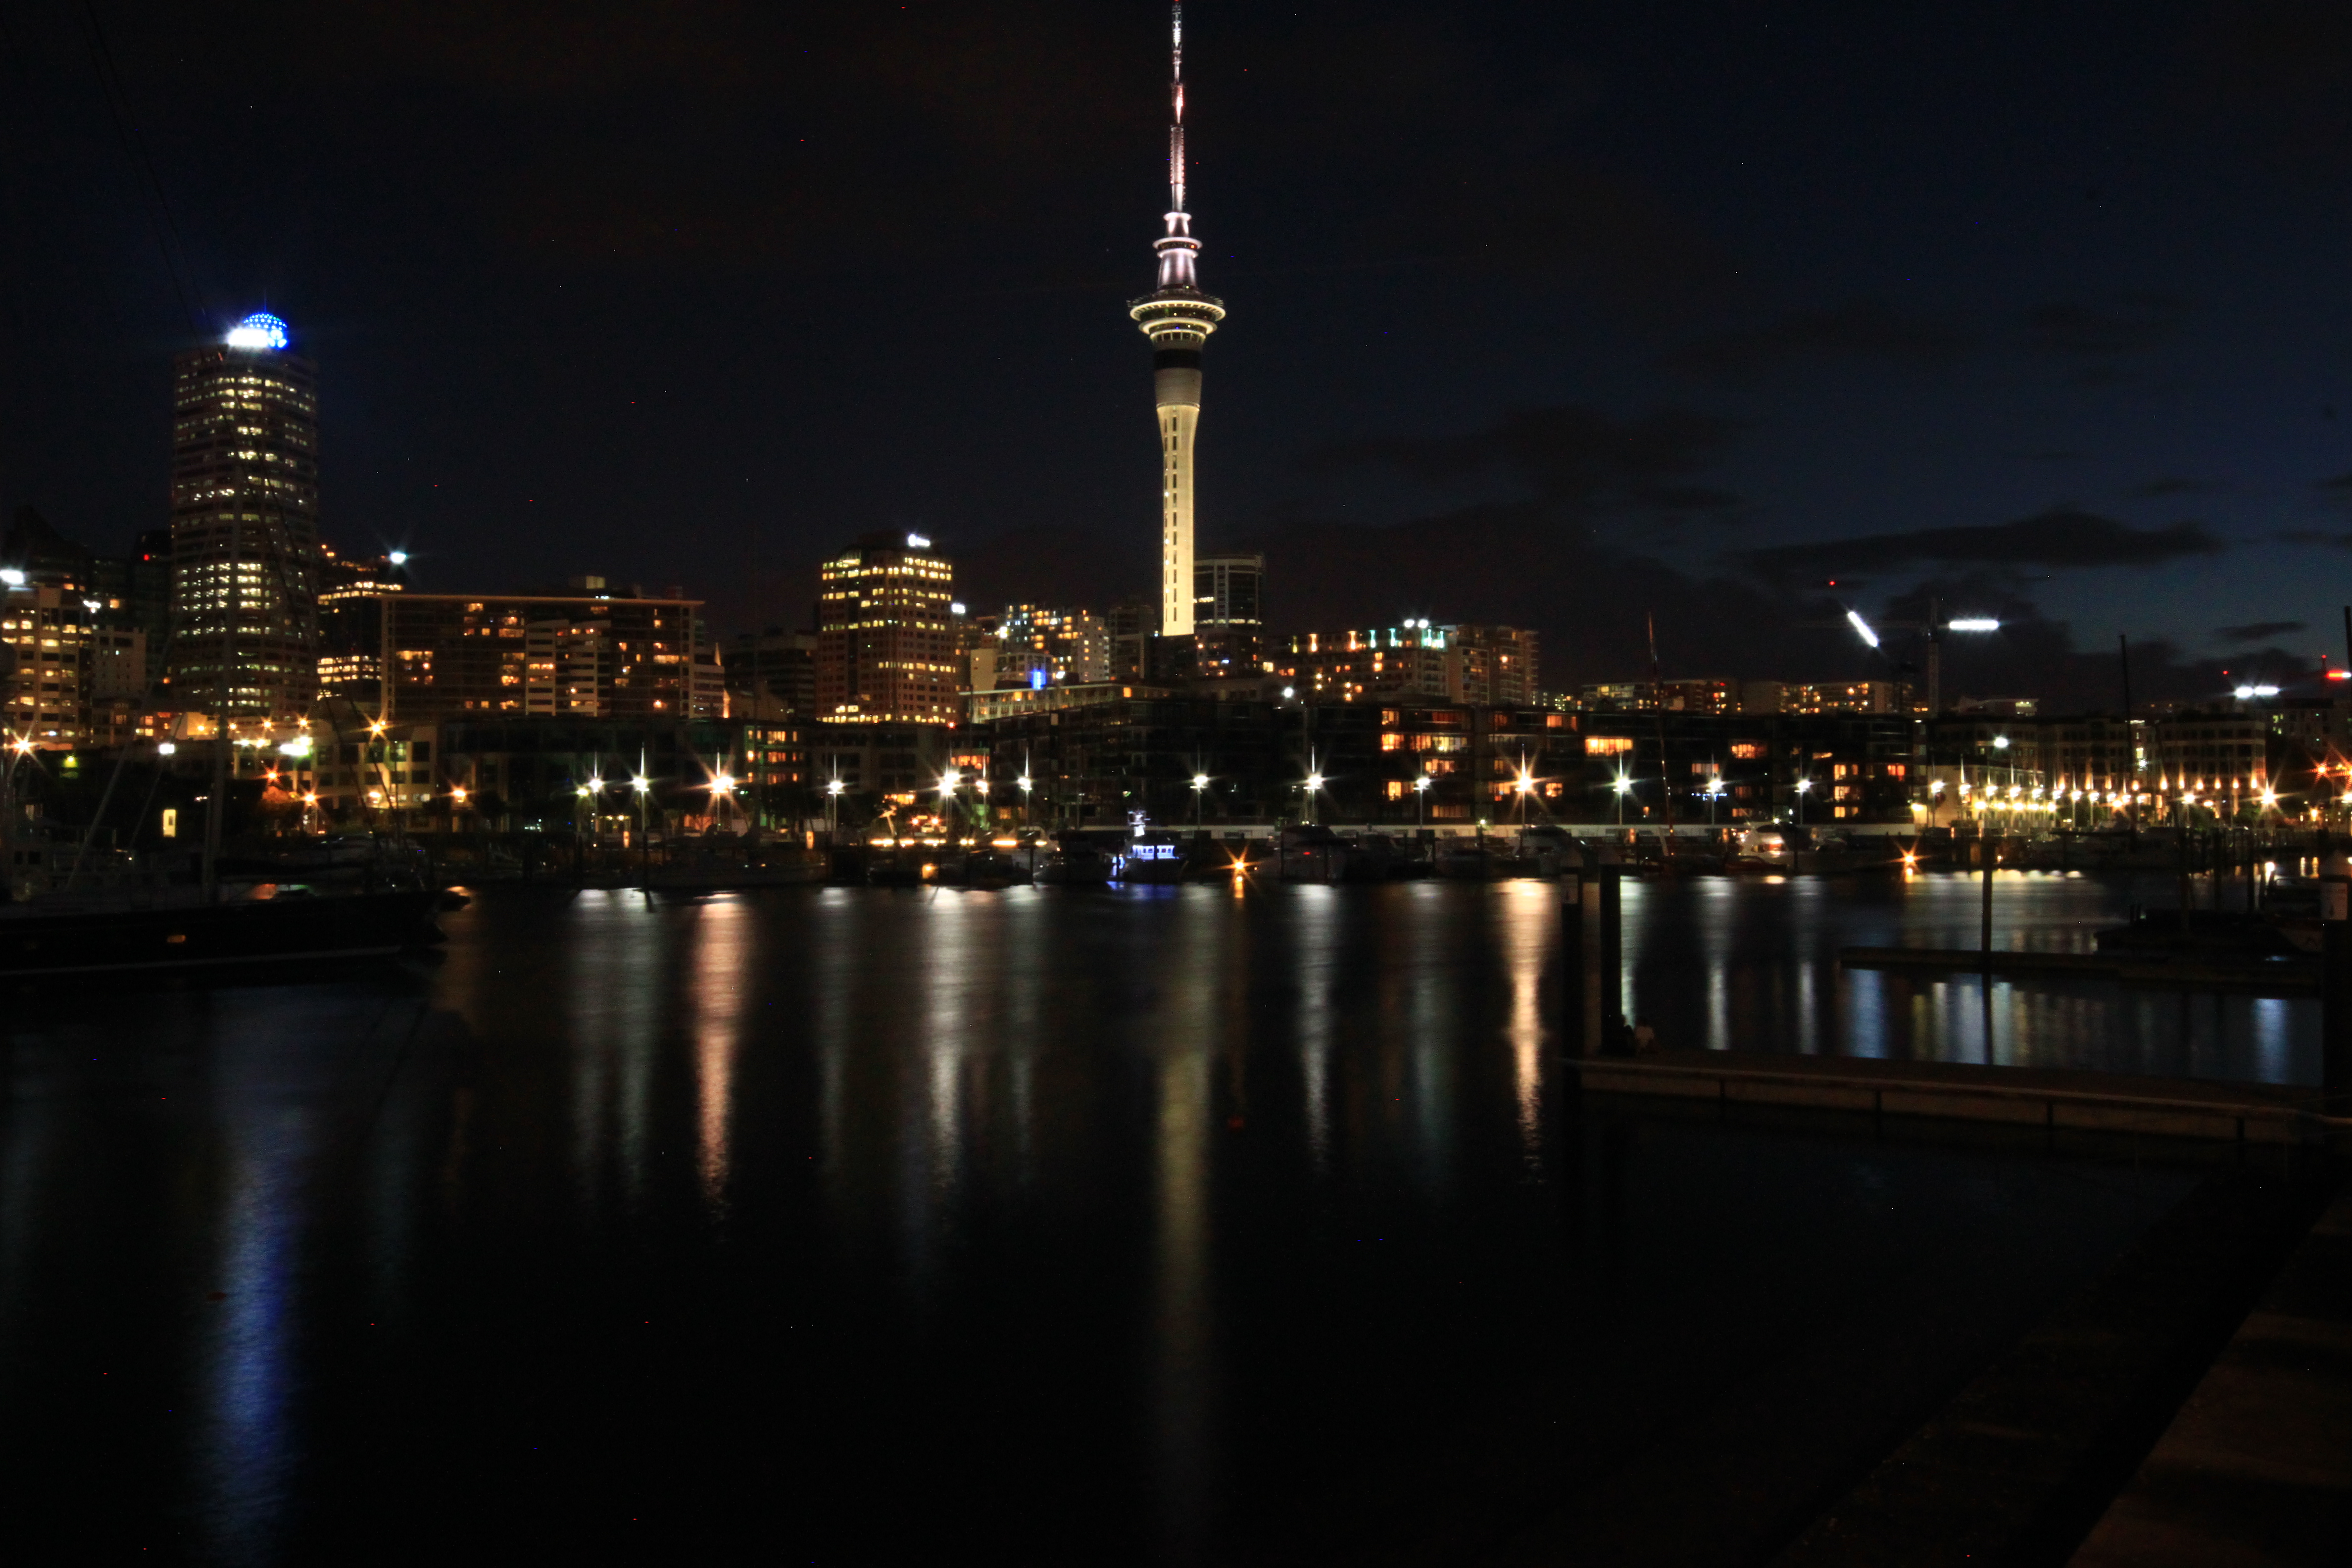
[1570,1049,2341,1145]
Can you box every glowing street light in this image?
[1947,617,2001,633]
[1794,775,1812,827]
[1613,770,1632,827]
[1191,771,1209,830]
[1412,772,1431,828]
[1846,609,1880,649]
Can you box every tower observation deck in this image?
[1128,1,1225,638]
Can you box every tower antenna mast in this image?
[1169,2,1186,216]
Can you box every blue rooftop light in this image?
[225,312,290,351]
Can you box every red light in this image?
[2328,670,2350,682]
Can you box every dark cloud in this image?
[1421,159,1738,314]
[2319,471,2352,490]
[2186,0,2352,177]
[1665,304,1974,376]
[1314,405,1743,514]
[2277,528,2352,546]
[1741,507,2223,579]
[2216,620,2307,642]
[2026,296,2191,358]
[2128,476,2217,498]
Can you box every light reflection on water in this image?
[202,1034,308,1568]
[0,872,2297,1566]
[691,896,752,1213]
[1620,870,2317,1082]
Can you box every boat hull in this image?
[0,889,442,978]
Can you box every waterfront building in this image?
[164,312,321,721]
[1128,3,1226,638]
[814,533,958,723]
[0,581,97,746]
[966,696,1923,828]
[430,716,807,832]
[1276,623,1542,708]
[380,588,721,726]
[983,691,1287,828]
[807,720,949,805]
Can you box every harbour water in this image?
[0,875,2275,1563]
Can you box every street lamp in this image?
[1191,771,1209,830]
[1842,602,2002,712]
[632,772,652,888]
[1794,775,1812,827]
[938,767,960,837]
[710,771,735,833]
[1413,772,1431,829]
[3,735,34,881]
[1304,768,1324,827]
[1613,770,1631,827]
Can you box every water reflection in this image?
[1610,871,2316,1083]
[1151,893,1224,1564]
[1292,886,1338,1174]
[692,896,754,1214]
[201,1029,312,1567]
[1499,884,1548,1166]
[0,876,2280,1566]
[566,892,669,1214]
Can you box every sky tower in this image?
[1129,1,1225,638]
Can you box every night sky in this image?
[5,1,2352,707]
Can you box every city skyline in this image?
[3,4,2351,708]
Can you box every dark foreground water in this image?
[0,878,2265,1564]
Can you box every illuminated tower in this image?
[1128,1,1225,637]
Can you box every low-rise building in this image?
[381,587,722,726]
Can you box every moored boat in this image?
[0,882,441,978]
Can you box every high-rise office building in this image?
[814,533,958,724]
[164,312,321,720]
[1194,551,1262,629]
[1129,2,1226,638]
[724,628,820,719]
[1192,550,1264,678]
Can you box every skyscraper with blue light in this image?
[164,312,323,721]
